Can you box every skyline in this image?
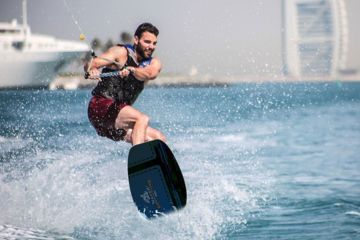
[1,0,359,77]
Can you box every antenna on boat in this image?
[22,0,29,38]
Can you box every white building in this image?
[282,0,348,78]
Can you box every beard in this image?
[135,44,153,59]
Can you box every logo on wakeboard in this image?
[140,179,161,209]
[140,191,151,204]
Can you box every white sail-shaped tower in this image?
[282,0,348,78]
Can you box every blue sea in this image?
[0,82,359,239]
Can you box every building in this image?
[282,0,348,79]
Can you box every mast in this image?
[22,0,28,39]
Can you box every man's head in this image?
[134,23,159,59]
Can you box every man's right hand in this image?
[86,68,101,81]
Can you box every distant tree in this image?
[81,37,102,62]
[103,39,115,51]
[120,31,133,45]
[91,37,102,50]
[82,33,131,63]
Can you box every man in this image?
[85,23,166,145]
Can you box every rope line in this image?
[61,0,123,76]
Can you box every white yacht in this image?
[0,0,89,88]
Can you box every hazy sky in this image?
[1,0,359,76]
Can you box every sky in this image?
[1,0,359,76]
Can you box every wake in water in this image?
[0,224,74,240]
[0,124,274,239]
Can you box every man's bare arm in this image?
[127,58,162,81]
[84,46,127,79]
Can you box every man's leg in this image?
[114,106,149,145]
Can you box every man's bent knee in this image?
[156,132,166,142]
[138,114,150,126]
[159,134,166,142]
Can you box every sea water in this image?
[0,82,359,239]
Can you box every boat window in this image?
[12,41,24,50]
[0,29,21,34]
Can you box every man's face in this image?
[134,31,158,59]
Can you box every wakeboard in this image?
[128,139,187,219]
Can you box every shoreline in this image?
[49,74,360,90]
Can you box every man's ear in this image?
[134,36,139,45]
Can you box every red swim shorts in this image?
[88,95,128,141]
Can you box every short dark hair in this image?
[134,23,159,38]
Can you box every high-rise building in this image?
[282,0,348,78]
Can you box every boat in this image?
[0,0,89,89]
